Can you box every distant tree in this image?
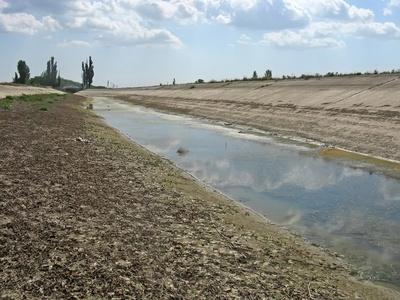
[40,57,60,87]
[82,56,94,89]
[252,71,258,79]
[173,78,176,85]
[87,57,94,88]
[82,62,87,89]
[264,69,272,79]
[13,60,30,84]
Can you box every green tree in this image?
[13,60,30,84]
[88,56,94,88]
[264,69,272,78]
[82,56,94,89]
[82,61,87,89]
[41,57,60,87]
[252,71,258,79]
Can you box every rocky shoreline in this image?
[1,91,399,298]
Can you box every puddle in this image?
[92,97,400,290]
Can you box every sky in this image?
[0,0,400,87]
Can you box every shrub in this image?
[39,106,49,111]
[1,103,12,110]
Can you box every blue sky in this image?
[0,0,400,87]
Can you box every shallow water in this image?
[93,97,400,289]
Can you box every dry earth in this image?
[79,74,400,164]
[1,85,399,299]
[0,84,63,99]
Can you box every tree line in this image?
[12,56,94,89]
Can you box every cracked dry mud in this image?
[1,92,399,299]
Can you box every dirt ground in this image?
[1,86,400,299]
[0,84,63,99]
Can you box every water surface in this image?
[93,97,400,289]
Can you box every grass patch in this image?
[14,93,61,102]
[1,93,62,110]
[1,102,12,110]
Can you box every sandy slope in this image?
[0,84,62,98]
[79,74,400,163]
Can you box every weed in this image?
[1,102,12,110]
[5,95,13,100]
[39,106,49,111]
[47,100,53,103]
[15,93,60,103]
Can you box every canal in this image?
[93,96,400,289]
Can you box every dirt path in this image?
[1,90,399,298]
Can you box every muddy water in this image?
[93,97,400,289]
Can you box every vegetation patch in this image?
[1,102,12,110]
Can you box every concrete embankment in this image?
[79,74,400,162]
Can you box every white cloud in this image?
[0,12,43,34]
[204,0,311,29]
[0,0,61,34]
[41,16,61,31]
[262,29,345,49]
[261,20,400,49]
[293,0,374,21]
[237,33,251,43]
[1,0,399,50]
[0,0,7,10]
[0,0,184,48]
[214,13,231,24]
[63,0,184,48]
[57,39,91,47]
[120,0,201,24]
[96,26,184,49]
[384,0,400,15]
[388,0,400,7]
[355,21,400,39]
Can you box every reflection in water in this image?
[94,97,400,289]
